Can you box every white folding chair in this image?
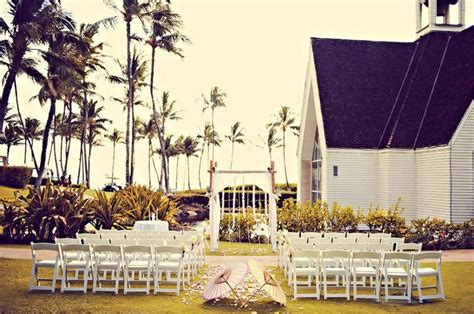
[55,238,81,245]
[122,245,153,294]
[369,233,391,239]
[382,252,413,303]
[286,231,300,238]
[29,243,61,292]
[110,239,137,246]
[367,243,393,253]
[153,246,184,295]
[91,245,122,294]
[364,238,382,244]
[334,237,356,244]
[396,242,420,253]
[310,237,332,245]
[138,239,166,246]
[106,233,126,241]
[412,251,445,303]
[290,250,321,299]
[287,243,314,285]
[301,232,323,239]
[324,232,344,240]
[352,251,381,302]
[321,250,351,300]
[83,238,110,245]
[339,243,367,252]
[59,244,92,293]
[76,233,100,240]
[126,233,151,240]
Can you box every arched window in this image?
[311,130,322,203]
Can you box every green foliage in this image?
[0,181,94,243]
[219,213,257,243]
[277,199,328,232]
[0,166,32,189]
[364,199,406,237]
[89,191,129,230]
[405,217,473,250]
[328,202,364,232]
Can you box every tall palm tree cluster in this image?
[0,1,300,192]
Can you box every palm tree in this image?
[108,48,148,185]
[202,86,226,161]
[0,122,22,160]
[264,127,281,164]
[20,117,42,164]
[138,118,158,187]
[225,122,245,170]
[106,129,123,184]
[147,2,188,193]
[268,106,300,190]
[106,0,153,186]
[182,136,199,190]
[0,0,72,137]
[171,135,184,191]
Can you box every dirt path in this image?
[0,247,472,264]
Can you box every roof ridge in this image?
[412,35,452,149]
[386,36,431,148]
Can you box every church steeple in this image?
[416,0,465,37]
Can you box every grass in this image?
[0,185,28,204]
[205,241,275,256]
[0,258,472,313]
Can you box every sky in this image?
[1,0,473,190]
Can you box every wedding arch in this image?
[207,161,278,252]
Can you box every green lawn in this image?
[0,258,472,313]
[205,241,275,256]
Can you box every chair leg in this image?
[384,276,389,302]
[353,274,357,300]
[323,273,327,300]
[438,272,445,300]
[29,264,36,291]
[345,274,350,300]
[83,267,89,293]
[146,268,150,295]
[115,267,120,295]
[407,275,412,304]
[416,275,422,303]
[60,266,67,293]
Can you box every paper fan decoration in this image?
[245,260,286,306]
[202,262,248,303]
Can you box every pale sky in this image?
[1,0,473,189]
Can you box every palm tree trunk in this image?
[125,20,132,185]
[282,130,289,189]
[35,98,56,188]
[6,145,11,160]
[23,139,27,163]
[0,48,25,134]
[64,100,73,175]
[211,108,215,161]
[198,145,204,189]
[151,156,160,186]
[187,156,191,190]
[77,132,84,184]
[111,142,116,184]
[130,88,136,184]
[148,138,152,187]
[230,141,235,170]
[175,155,179,191]
[149,45,170,192]
[88,139,92,188]
[52,114,60,180]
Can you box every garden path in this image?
[0,246,472,263]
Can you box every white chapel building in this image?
[297,0,473,222]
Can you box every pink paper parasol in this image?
[202,262,248,303]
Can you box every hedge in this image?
[0,166,32,189]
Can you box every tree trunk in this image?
[187,156,191,190]
[175,155,179,191]
[151,156,160,186]
[52,114,60,181]
[125,20,132,185]
[230,141,235,170]
[77,130,84,184]
[149,45,170,192]
[0,43,26,135]
[130,88,135,184]
[6,145,11,160]
[282,130,289,189]
[23,139,27,164]
[111,142,116,184]
[87,139,92,188]
[35,98,56,188]
[64,100,73,175]
[148,138,152,187]
[211,108,215,161]
[198,145,204,189]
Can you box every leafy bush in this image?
[1,181,95,243]
[328,202,364,232]
[0,166,32,188]
[117,185,179,227]
[277,199,328,232]
[405,217,473,250]
[364,199,406,237]
[89,191,129,230]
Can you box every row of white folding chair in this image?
[287,236,404,246]
[289,249,443,303]
[294,232,392,239]
[29,243,186,295]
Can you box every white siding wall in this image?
[450,103,474,223]
[379,150,417,220]
[324,149,378,213]
[297,159,312,203]
[415,147,451,220]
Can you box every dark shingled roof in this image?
[311,26,474,149]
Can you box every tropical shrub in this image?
[0,166,32,188]
[89,191,129,230]
[0,182,95,243]
[277,199,328,232]
[365,199,406,237]
[328,202,364,232]
[219,213,272,243]
[405,217,473,250]
[117,185,180,227]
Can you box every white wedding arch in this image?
[207,161,278,252]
